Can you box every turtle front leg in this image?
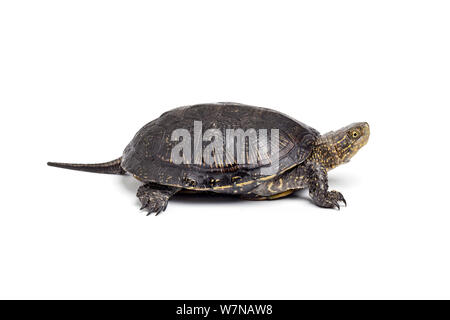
[136,183,181,215]
[307,161,346,210]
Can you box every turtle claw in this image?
[329,190,346,209]
[139,200,148,211]
[139,196,151,211]
[311,190,346,210]
[140,198,168,216]
[154,206,166,216]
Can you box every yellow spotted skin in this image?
[309,122,370,170]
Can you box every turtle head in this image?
[313,122,370,170]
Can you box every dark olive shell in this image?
[121,103,319,193]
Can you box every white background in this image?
[0,1,449,299]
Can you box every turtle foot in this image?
[138,195,169,215]
[312,190,347,210]
[136,183,180,215]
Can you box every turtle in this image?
[48,102,370,214]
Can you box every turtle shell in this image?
[121,103,319,193]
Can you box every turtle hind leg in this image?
[137,183,181,215]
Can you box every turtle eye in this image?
[349,130,360,139]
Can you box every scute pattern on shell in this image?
[121,103,319,192]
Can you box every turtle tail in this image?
[47,157,125,175]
